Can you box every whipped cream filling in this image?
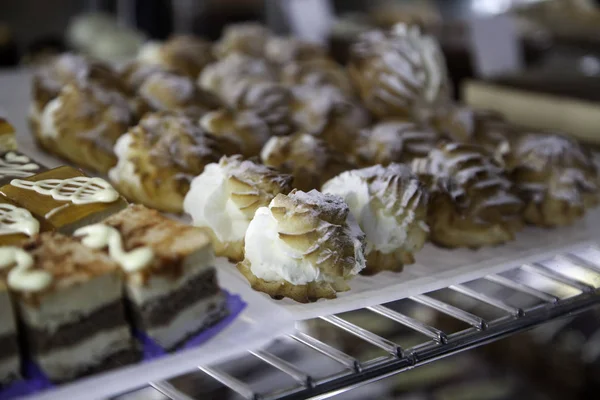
[244,205,365,285]
[184,163,249,243]
[323,172,418,254]
[109,134,143,189]
[40,97,62,139]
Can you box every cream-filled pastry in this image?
[433,105,512,164]
[139,71,221,118]
[109,112,240,213]
[282,58,355,97]
[200,109,272,157]
[265,37,327,65]
[290,84,369,155]
[505,133,599,227]
[118,61,165,93]
[412,142,523,248]
[261,133,354,191]
[38,81,135,173]
[220,79,297,137]
[237,189,366,302]
[322,164,428,275]
[355,120,439,167]
[198,53,277,100]
[137,35,214,78]
[184,156,292,261]
[349,23,451,120]
[213,23,272,59]
[30,53,127,138]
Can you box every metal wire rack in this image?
[118,246,600,400]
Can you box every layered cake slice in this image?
[3,233,138,382]
[0,280,20,385]
[1,166,128,234]
[75,205,228,350]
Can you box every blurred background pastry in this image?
[505,132,600,227]
[348,23,451,122]
[213,22,271,59]
[137,35,214,79]
[237,189,366,302]
[109,112,239,213]
[354,120,439,167]
[412,142,523,248]
[37,80,135,173]
[184,155,292,261]
[261,133,354,192]
[322,164,429,274]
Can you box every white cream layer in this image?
[18,273,122,333]
[0,290,17,337]
[109,133,144,190]
[0,355,19,384]
[35,325,132,381]
[323,172,417,254]
[126,244,214,305]
[39,97,62,139]
[183,163,250,243]
[146,291,226,349]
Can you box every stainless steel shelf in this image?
[119,245,600,400]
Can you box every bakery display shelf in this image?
[119,245,600,400]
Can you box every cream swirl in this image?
[322,164,429,255]
[244,189,366,285]
[0,247,52,292]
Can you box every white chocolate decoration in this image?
[0,246,52,292]
[0,152,40,179]
[10,177,119,205]
[0,204,40,237]
[74,224,154,273]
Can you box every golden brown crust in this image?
[0,117,17,152]
[506,132,600,227]
[362,250,408,275]
[118,61,165,93]
[355,120,439,167]
[109,112,240,213]
[261,133,355,191]
[412,142,523,248]
[139,71,221,118]
[236,259,343,303]
[102,204,211,275]
[37,81,135,173]
[348,24,451,120]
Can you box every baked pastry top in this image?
[505,132,600,227]
[355,120,439,167]
[184,155,292,261]
[109,112,239,213]
[213,23,272,59]
[238,189,366,302]
[290,84,369,155]
[322,164,429,274]
[137,35,214,78]
[412,142,523,248]
[37,80,135,173]
[139,71,221,118]
[261,133,355,192]
[349,23,451,120]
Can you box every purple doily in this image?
[0,291,246,400]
